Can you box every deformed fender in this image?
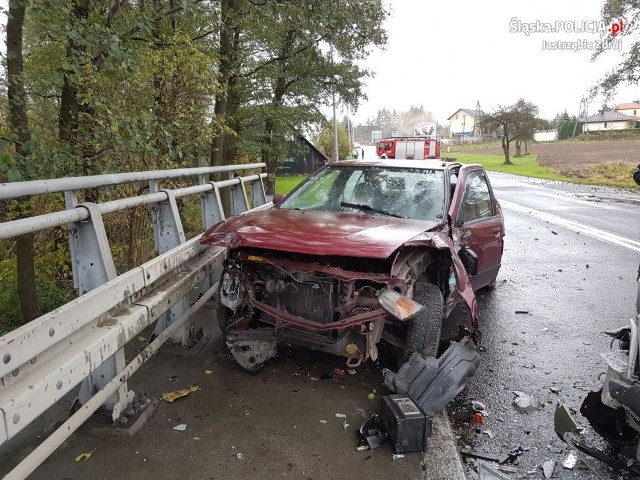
[383,336,480,416]
[399,231,479,330]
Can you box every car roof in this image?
[330,159,461,170]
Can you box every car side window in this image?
[459,172,493,223]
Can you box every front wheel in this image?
[400,282,443,364]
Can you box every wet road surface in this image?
[447,172,640,479]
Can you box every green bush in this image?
[576,128,640,141]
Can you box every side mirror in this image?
[458,246,478,276]
[273,194,286,205]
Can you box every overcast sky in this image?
[351,0,638,125]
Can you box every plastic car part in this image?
[378,289,424,321]
[225,339,278,373]
[359,414,387,449]
[609,379,640,428]
[379,394,431,453]
[220,271,244,310]
[580,389,638,449]
[383,336,480,416]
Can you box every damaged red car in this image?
[200,160,504,372]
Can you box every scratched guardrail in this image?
[0,164,269,479]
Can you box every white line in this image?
[500,199,640,254]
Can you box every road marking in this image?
[500,199,640,253]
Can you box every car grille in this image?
[278,280,336,324]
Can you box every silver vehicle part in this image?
[226,339,278,373]
[220,271,245,311]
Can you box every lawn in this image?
[275,175,306,195]
[448,153,571,181]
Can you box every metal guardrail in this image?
[0,164,269,479]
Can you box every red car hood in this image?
[201,208,439,258]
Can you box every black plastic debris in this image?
[383,336,480,416]
[359,414,387,450]
[459,448,510,464]
[379,394,431,453]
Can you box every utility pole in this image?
[346,117,353,157]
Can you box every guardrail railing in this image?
[0,163,269,479]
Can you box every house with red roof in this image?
[615,101,640,121]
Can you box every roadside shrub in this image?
[576,129,640,141]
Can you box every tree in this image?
[481,99,539,164]
[592,1,640,97]
[210,0,388,195]
[315,123,349,161]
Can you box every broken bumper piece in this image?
[226,339,278,373]
[383,336,480,416]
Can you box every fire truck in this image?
[375,136,441,160]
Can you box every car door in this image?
[449,166,504,290]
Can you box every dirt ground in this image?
[465,139,640,178]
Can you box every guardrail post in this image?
[229,173,249,215]
[64,196,132,416]
[250,176,267,207]
[150,183,190,343]
[199,174,225,229]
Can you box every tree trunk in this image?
[501,129,512,165]
[59,0,100,203]
[7,0,42,322]
[261,119,276,196]
[210,0,242,169]
[515,139,522,157]
[524,140,529,155]
[58,0,89,163]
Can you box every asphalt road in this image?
[446,171,640,479]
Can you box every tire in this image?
[401,282,443,364]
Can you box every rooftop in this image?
[582,109,633,123]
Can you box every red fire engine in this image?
[375,136,441,160]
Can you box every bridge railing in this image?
[0,163,269,479]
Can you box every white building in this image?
[448,108,483,138]
[533,130,558,142]
[582,109,634,132]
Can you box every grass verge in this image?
[276,175,306,195]
[447,153,568,180]
[447,153,637,188]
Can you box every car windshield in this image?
[279,166,446,221]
